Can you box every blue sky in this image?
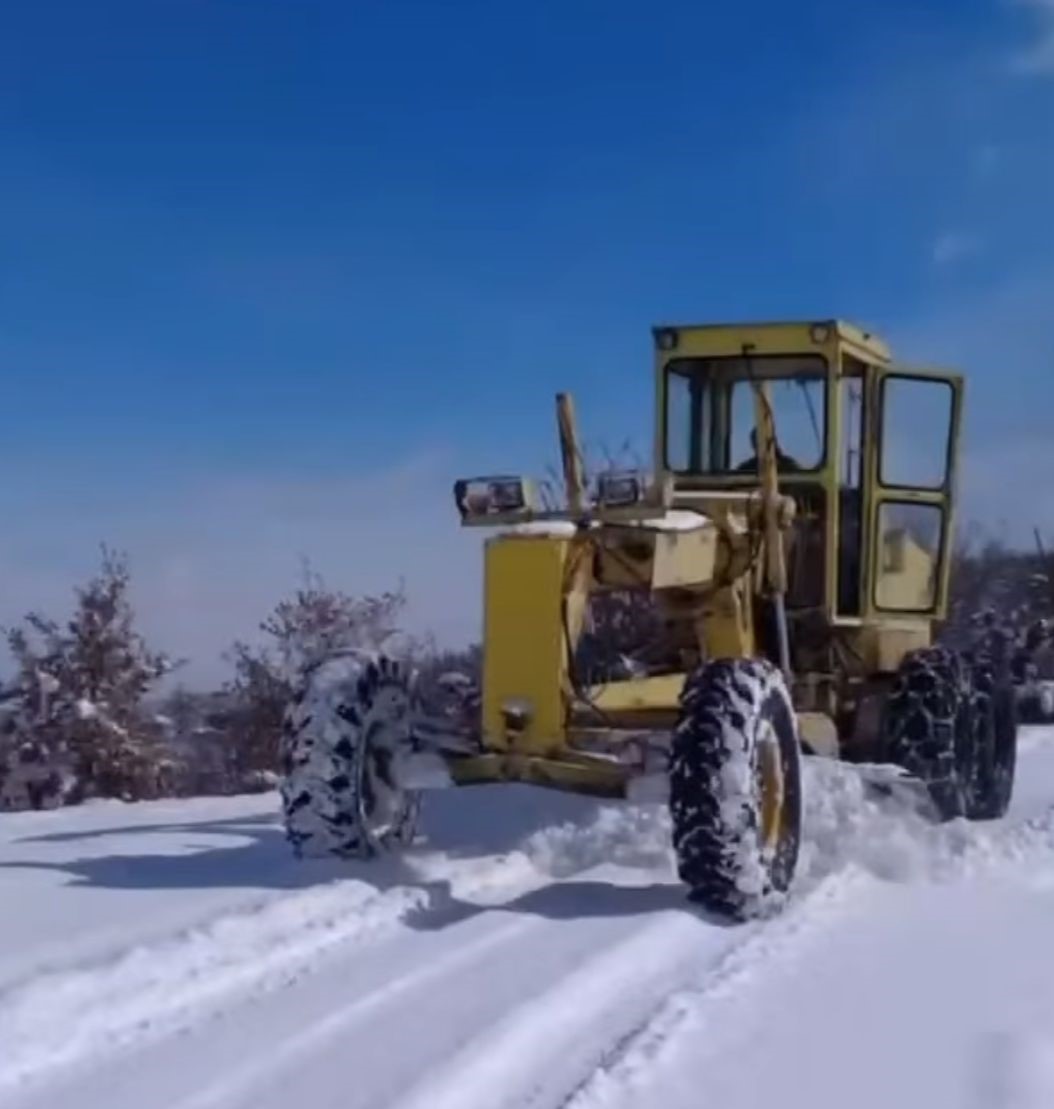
[2,1,1053,681]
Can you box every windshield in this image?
[664,355,827,474]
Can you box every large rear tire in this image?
[1017,681,1054,724]
[669,658,803,921]
[967,655,1018,820]
[280,653,420,859]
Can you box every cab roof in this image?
[651,319,892,364]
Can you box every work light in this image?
[453,475,538,520]
[596,470,644,508]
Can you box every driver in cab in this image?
[735,428,802,474]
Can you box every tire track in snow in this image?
[0,881,421,1093]
[0,850,545,1095]
[0,786,670,1099]
[387,770,1054,1109]
[388,910,736,1109]
[12,741,1054,1107]
[165,911,544,1109]
[162,901,718,1109]
[559,868,873,1109]
[560,782,1054,1108]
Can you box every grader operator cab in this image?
[279,320,1017,921]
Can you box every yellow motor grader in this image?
[280,320,1018,920]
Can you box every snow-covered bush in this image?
[944,524,1054,683]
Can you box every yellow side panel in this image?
[852,621,931,673]
[482,535,569,754]
[651,527,720,589]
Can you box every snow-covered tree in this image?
[152,686,247,796]
[942,525,1054,717]
[1,549,176,807]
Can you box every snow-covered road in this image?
[4,729,1054,1109]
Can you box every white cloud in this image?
[0,452,483,688]
[931,231,982,266]
[1011,0,1054,74]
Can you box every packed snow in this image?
[3,730,1054,1109]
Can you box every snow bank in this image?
[519,803,675,879]
[800,755,1054,891]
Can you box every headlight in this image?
[595,470,645,508]
[454,475,538,521]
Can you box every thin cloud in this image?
[1011,0,1054,74]
[890,265,1054,539]
[932,232,982,266]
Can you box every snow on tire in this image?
[669,658,803,921]
[280,652,421,859]
[966,653,1018,821]
[882,646,974,821]
[1041,684,1054,721]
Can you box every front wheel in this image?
[280,653,421,859]
[669,658,803,921]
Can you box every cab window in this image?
[880,376,954,490]
[664,356,827,474]
[875,502,942,611]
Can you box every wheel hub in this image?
[755,720,785,857]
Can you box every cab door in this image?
[864,366,963,620]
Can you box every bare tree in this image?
[223,570,409,778]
